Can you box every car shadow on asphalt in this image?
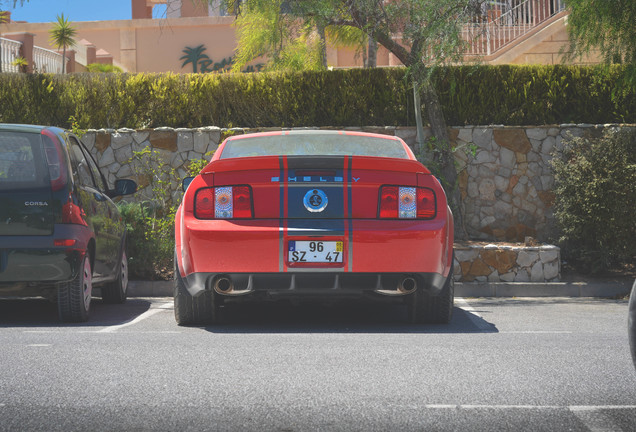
[202,301,498,334]
[0,298,152,327]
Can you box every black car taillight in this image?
[195,186,253,219]
[41,130,67,191]
[378,186,436,219]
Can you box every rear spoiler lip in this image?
[201,155,431,175]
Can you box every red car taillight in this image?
[41,129,67,191]
[379,186,399,218]
[195,186,253,219]
[379,186,436,219]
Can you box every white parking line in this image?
[427,404,636,430]
[98,302,172,333]
[500,331,573,334]
[456,298,496,332]
[426,404,560,409]
[425,405,636,410]
[457,298,574,334]
[23,331,56,334]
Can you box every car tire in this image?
[409,265,454,325]
[174,255,220,326]
[58,253,92,322]
[101,249,128,304]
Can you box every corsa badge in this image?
[303,189,328,213]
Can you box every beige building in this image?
[0,0,600,74]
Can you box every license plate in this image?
[288,241,343,263]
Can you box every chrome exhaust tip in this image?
[214,277,233,295]
[398,277,417,294]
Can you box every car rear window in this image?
[220,133,410,160]
[0,132,47,190]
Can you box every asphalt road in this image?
[1,296,635,432]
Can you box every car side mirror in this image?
[182,177,194,192]
[112,179,138,197]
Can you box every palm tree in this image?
[180,45,210,73]
[11,55,27,72]
[48,13,77,74]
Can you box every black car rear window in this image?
[0,132,47,190]
[220,133,410,160]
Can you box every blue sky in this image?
[4,0,168,23]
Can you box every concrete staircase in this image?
[463,0,570,64]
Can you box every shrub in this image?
[551,127,636,273]
[118,201,173,280]
[86,63,123,73]
[118,147,211,280]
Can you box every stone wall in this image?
[452,125,562,242]
[82,123,631,244]
[454,243,561,282]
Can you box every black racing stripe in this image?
[286,219,345,236]
[279,156,285,272]
[286,156,347,169]
[347,156,353,272]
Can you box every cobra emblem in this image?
[303,189,328,213]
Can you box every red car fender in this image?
[417,172,454,278]
[174,206,186,277]
[175,173,214,277]
[445,204,455,277]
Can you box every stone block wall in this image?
[83,127,222,202]
[453,126,567,242]
[454,243,561,282]
[82,123,631,244]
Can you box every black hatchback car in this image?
[0,124,137,322]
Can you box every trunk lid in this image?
[0,131,56,236]
[207,155,430,219]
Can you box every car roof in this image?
[0,123,65,134]
[226,129,402,141]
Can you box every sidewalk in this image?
[127,279,634,298]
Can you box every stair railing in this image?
[463,0,566,56]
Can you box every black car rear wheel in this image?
[408,267,454,325]
[101,249,129,304]
[58,254,92,322]
[174,255,221,326]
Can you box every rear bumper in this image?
[179,218,452,276]
[0,226,90,295]
[177,217,453,300]
[180,271,447,300]
[0,248,82,289]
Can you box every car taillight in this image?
[379,186,399,218]
[41,130,67,191]
[416,187,436,219]
[195,186,253,219]
[379,186,436,219]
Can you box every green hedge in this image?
[551,127,636,273]
[0,65,633,129]
[436,65,635,125]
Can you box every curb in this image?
[456,280,633,298]
[127,279,633,298]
